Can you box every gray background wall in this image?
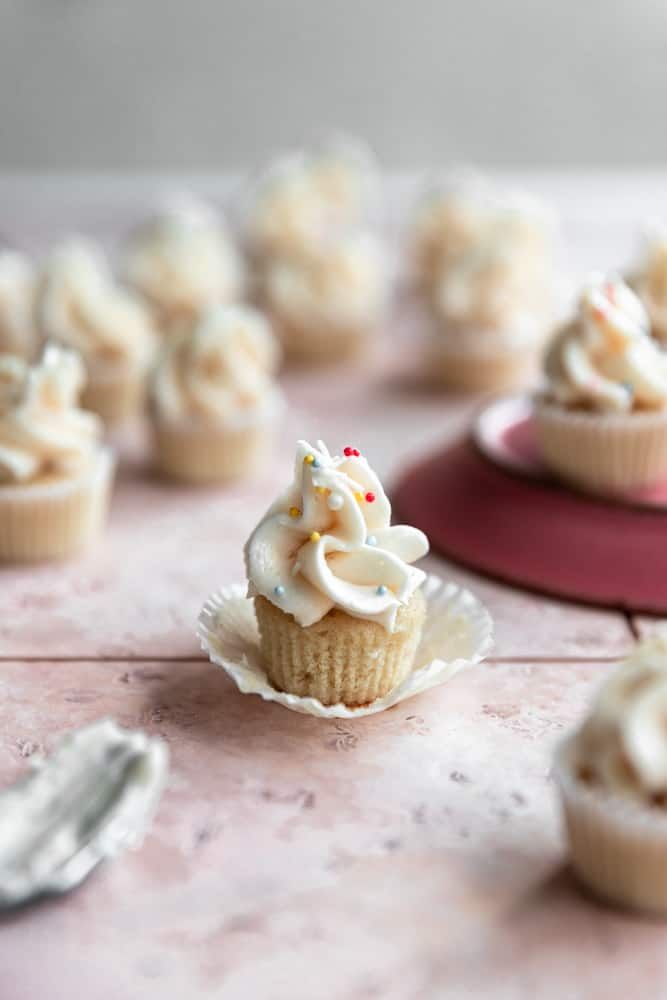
[0,0,665,170]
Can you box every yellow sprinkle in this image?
[354,491,364,502]
[304,454,315,465]
[315,486,329,495]
[309,531,321,542]
[289,506,301,518]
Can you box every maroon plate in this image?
[393,430,667,614]
[473,393,667,511]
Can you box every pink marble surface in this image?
[2,658,665,1000]
[1,172,662,999]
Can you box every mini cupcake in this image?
[0,344,114,561]
[535,274,667,495]
[37,239,157,425]
[423,186,555,390]
[123,195,244,338]
[628,224,667,345]
[246,136,377,266]
[150,303,283,483]
[555,630,667,914]
[244,439,429,706]
[0,251,38,359]
[262,232,388,364]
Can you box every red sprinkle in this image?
[365,492,375,503]
[344,446,361,457]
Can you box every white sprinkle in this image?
[327,492,344,511]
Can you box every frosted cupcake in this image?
[38,239,157,424]
[263,232,388,364]
[246,137,377,265]
[628,224,667,345]
[150,303,283,483]
[123,195,244,337]
[555,631,667,914]
[536,274,667,495]
[0,345,114,561]
[426,191,555,390]
[0,252,38,360]
[245,439,429,706]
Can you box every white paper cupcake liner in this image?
[555,739,667,915]
[197,574,493,718]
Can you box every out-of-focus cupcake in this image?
[425,191,556,390]
[246,137,377,266]
[244,439,429,706]
[555,630,667,915]
[0,344,114,561]
[0,252,38,359]
[150,303,283,484]
[37,239,158,425]
[628,224,667,346]
[535,274,667,495]
[262,232,388,364]
[123,195,244,338]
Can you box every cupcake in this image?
[423,186,555,391]
[0,251,38,359]
[246,136,377,266]
[262,232,388,364]
[37,239,157,425]
[628,224,667,345]
[555,630,667,914]
[244,439,429,706]
[535,274,667,495]
[150,303,283,483]
[0,344,114,561]
[123,195,244,338]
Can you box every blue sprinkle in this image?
[274,585,285,597]
[622,381,634,396]
[311,458,320,468]
[366,535,378,547]
[376,584,387,596]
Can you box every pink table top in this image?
[0,173,664,1000]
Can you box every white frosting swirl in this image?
[570,630,667,803]
[247,137,377,259]
[0,344,101,484]
[545,274,667,413]
[0,252,37,359]
[38,240,156,369]
[123,196,244,333]
[631,224,667,344]
[264,232,387,331]
[245,440,429,631]
[152,304,282,424]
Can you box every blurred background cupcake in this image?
[123,194,244,338]
[628,223,667,346]
[37,239,158,425]
[0,251,38,360]
[150,302,283,483]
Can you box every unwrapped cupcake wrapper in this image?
[271,314,375,365]
[429,339,540,392]
[555,739,667,915]
[255,588,426,707]
[83,363,149,425]
[0,448,114,562]
[535,401,667,495]
[152,415,273,484]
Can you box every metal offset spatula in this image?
[0,719,168,908]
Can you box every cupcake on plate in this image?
[424,186,556,390]
[245,136,377,266]
[535,273,667,495]
[262,231,388,364]
[123,195,244,338]
[37,239,157,425]
[0,251,38,359]
[244,439,429,706]
[555,630,667,914]
[0,344,114,561]
[150,303,283,483]
[628,224,667,346]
